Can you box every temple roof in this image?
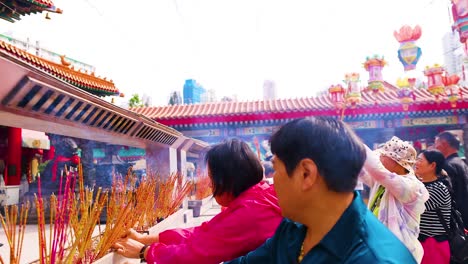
[0,39,119,97]
[131,84,468,126]
[0,0,62,22]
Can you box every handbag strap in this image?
[435,208,451,236]
[369,185,385,214]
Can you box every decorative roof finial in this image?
[60,55,71,67]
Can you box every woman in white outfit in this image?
[360,136,429,263]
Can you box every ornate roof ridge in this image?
[130,84,467,120]
[0,39,119,96]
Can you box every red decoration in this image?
[71,155,80,165]
[51,154,81,181]
[328,84,347,111]
[7,127,22,185]
[44,145,56,161]
[424,64,446,101]
[442,74,461,107]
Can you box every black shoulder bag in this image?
[436,205,468,263]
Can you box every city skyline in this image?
[0,0,456,106]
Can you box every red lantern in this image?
[443,74,461,107]
[424,64,446,101]
[328,84,346,111]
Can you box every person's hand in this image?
[122,228,159,245]
[113,237,144,259]
[122,228,145,242]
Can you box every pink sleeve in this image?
[145,202,281,264]
[158,227,196,245]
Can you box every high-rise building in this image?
[263,80,277,100]
[168,91,182,105]
[183,79,206,104]
[442,31,465,76]
[141,94,153,106]
[201,89,217,103]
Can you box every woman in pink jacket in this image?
[114,138,282,264]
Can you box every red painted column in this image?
[6,127,21,185]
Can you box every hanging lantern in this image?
[343,73,361,107]
[396,78,415,111]
[443,74,461,107]
[363,55,387,94]
[328,84,346,111]
[394,25,422,71]
[451,0,468,53]
[423,64,446,101]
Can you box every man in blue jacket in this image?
[226,117,416,264]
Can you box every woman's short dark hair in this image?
[205,138,263,197]
[421,149,446,175]
[269,117,366,193]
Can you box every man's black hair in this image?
[269,117,366,192]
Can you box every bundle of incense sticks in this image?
[133,175,158,231]
[55,163,109,263]
[34,174,48,264]
[92,170,140,260]
[66,187,108,263]
[154,173,193,221]
[50,167,76,262]
[0,201,30,264]
[168,173,193,216]
[23,163,197,263]
[34,166,77,264]
[193,174,212,200]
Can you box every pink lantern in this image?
[363,55,387,94]
[442,74,461,107]
[328,84,346,111]
[424,64,446,101]
[394,25,422,71]
[343,73,361,107]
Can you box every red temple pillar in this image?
[6,127,21,185]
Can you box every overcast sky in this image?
[0,0,455,106]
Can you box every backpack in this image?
[436,201,468,263]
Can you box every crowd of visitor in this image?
[115,117,468,264]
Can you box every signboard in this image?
[346,120,378,129]
[21,129,50,149]
[402,116,459,127]
[236,126,278,136]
